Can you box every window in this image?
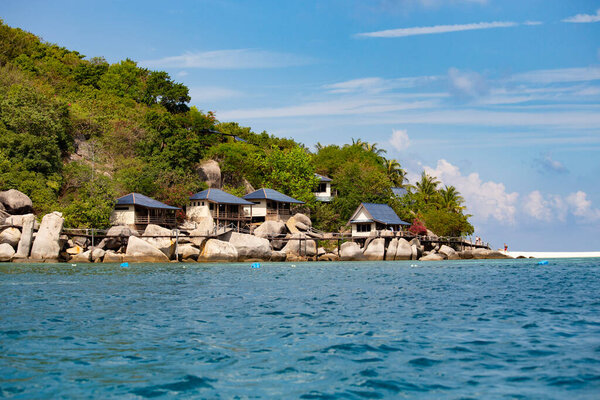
[209,203,214,211]
[114,206,129,211]
[356,223,371,232]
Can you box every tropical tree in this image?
[384,159,407,186]
[415,172,440,203]
[363,142,387,156]
[439,185,465,213]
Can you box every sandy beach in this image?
[506,251,600,259]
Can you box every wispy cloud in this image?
[323,76,440,93]
[534,153,568,175]
[562,9,600,23]
[141,49,314,69]
[355,21,517,38]
[512,67,600,84]
[447,68,489,98]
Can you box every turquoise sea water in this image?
[1,259,599,399]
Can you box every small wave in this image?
[131,375,215,397]
[409,357,441,367]
[521,322,538,329]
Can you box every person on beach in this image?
[504,243,508,252]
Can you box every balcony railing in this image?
[210,211,250,220]
[266,209,291,216]
[134,215,177,226]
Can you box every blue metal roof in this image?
[116,193,180,210]
[190,188,253,205]
[392,187,408,197]
[315,173,332,182]
[243,188,304,204]
[351,203,410,225]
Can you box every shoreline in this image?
[506,251,600,259]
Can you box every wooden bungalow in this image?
[110,193,179,230]
[243,188,304,222]
[187,188,253,231]
[314,173,333,202]
[349,203,410,238]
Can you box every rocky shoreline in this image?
[1,189,512,264]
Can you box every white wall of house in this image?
[244,200,265,217]
[351,222,376,237]
[110,205,135,225]
[314,182,332,201]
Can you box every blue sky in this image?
[3,0,599,250]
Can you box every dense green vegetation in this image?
[0,21,473,237]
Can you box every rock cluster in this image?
[0,189,510,264]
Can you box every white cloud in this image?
[422,159,519,224]
[523,191,567,222]
[141,49,313,69]
[356,21,517,38]
[323,76,440,94]
[524,21,543,26]
[566,191,600,220]
[389,129,411,151]
[563,9,600,23]
[512,67,600,84]
[448,68,488,98]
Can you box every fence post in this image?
[174,229,179,262]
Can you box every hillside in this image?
[0,21,473,237]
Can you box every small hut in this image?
[243,188,304,222]
[187,188,254,231]
[349,203,410,238]
[110,193,179,230]
[314,173,333,202]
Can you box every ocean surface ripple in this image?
[1,259,599,399]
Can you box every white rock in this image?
[254,220,287,238]
[30,212,64,261]
[125,236,169,263]
[280,233,316,257]
[420,253,444,261]
[363,238,385,261]
[395,238,412,260]
[340,241,364,261]
[103,250,123,263]
[71,250,92,263]
[439,245,457,258]
[0,227,21,248]
[225,232,272,261]
[197,239,238,262]
[0,243,15,262]
[15,214,35,258]
[386,238,398,261]
[142,224,175,258]
[91,247,106,262]
[197,160,221,188]
[177,243,200,261]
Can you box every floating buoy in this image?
[120,262,129,268]
[251,262,260,268]
[71,264,77,267]
[537,260,549,265]
[290,264,296,268]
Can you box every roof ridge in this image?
[132,193,136,204]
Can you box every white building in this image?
[349,202,410,238]
[110,193,179,230]
[314,173,333,202]
[243,188,304,222]
[187,188,253,231]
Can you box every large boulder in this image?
[0,206,9,224]
[30,212,64,261]
[318,253,340,262]
[98,225,138,251]
[385,238,398,261]
[71,250,92,263]
[142,224,175,259]
[197,160,221,188]
[472,248,491,259]
[197,239,238,262]
[439,245,457,259]
[188,227,210,247]
[270,250,287,262]
[280,233,316,257]
[459,250,474,259]
[0,189,33,215]
[395,238,412,260]
[103,250,123,263]
[487,251,512,259]
[125,236,169,263]
[363,238,385,261]
[66,245,84,255]
[224,232,271,261]
[91,248,106,262]
[5,214,35,228]
[15,214,35,258]
[411,244,419,260]
[285,216,301,234]
[0,227,21,248]
[420,253,444,261]
[254,220,287,238]
[293,213,312,228]
[177,243,200,261]
[0,243,15,262]
[340,241,364,261]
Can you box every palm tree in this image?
[363,142,387,156]
[384,159,407,186]
[314,142,324,152]
[439,185,465,212]
[351,138,364,147]
[415,172,440,203]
